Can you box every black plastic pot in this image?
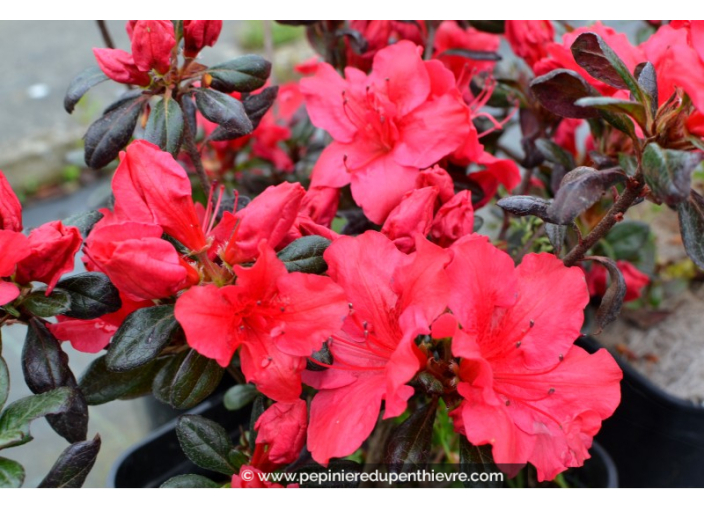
[108,393,618,488]
[580,336,704,488]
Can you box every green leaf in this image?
[64,66,108,114]
[84,94,149,169]
[635,61,658,118]
[106,305,178,372]
[0,457,24,488]
[530,69,600,119]
[586,256,627,333]
[535,138,575,170]
[21,320,88,444]
[243,86,278,130]
[176,415,236,475]
[56,273,122,320]
[38,435,101,488]
[545,223,567,256]
[223,384,258,411]
[677,190,704,270]
[79,355,163,406]
[547,167,627,225]
[160,474,220,488]
[574,96,646,128]
[571,32,643,101]
[21,290,71,318]
[61,210,104,239]
[195,89,253,140]
[0,356,8,412]
[459,437,502,488]
[0,387,73,448]
[643,143,703,206]
[604,221,651,261]
[144,96,184,156]
[384,400,437,471]
[277,235,331,274]
[207,55,272,93]
[248,395,266,445]
[153,350,224,409]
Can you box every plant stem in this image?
[562,175,645,267]
[96,20,116,49]
[423,21,437,60]
[179,96,212,197]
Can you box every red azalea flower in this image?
[0,171,22,232]
[175,241,347,402]
[437,235,622,481]
[429,190,474,247]
[130,20,175,74]
[15,221,82,294]
[93,48,151,86]
[504,20,555,68]
[252,400,307,467]
[433,21,501,80]
[183,20,223,58]
[305,231,450,465]
[301,40,470,224]
[381,186,438,253]
[112,140,208,253]
[345,20,426,72]
[0,230,30,306]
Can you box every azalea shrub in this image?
[2,19,704,488]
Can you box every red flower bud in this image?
[0,171,22,232]
[0,230,30,306]
[183,20,223,58]
[381,187,438,254]
[300,186,340,228]
[253,400,307,467]
[15,221,82,294]
[430,190,474,247]
[130,20,175,74]
[93,48,151,86]
[415,165,455,204]
[504,20,555,68]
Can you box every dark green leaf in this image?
[21,290,71,318]
[0,356,7,411]
[243,86,278,130]
[496,196,552,222]
[574,97,646,127]
[64,66,108,114]
[643,143,703,206]
[384,400,437,472]
[438,48,501,61]
[586,256,627,333]
[306,342,332,372]
[181,94,198,139]
[84,94,148,169]
[223,384,258,411]
[459,437,502,488]
[195,88,253,139]
[466,20,505,34]
[145,96,184,156]
[160,474,220,488]
[545,223,567,255]
[22,319,72,394]
[248,395,266,446]
[61,210,104,239]
[530,69,600,119]
[57,272,122,320]
[677,190,704,270]
[79,355,163,406]
[38,435,101,488]
[604,221,651,261]
[176,415,236,475]
[207,55,272,93]
[635,61,658,117]
[277,235,331,274]
[547,167,627,224]
[154,349,224,409]
[0,457,24,488]
[0,387,73,448]
[535,138,575,170]
[106,305,178,372]
[571,32,642,100]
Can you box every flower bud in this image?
[183,20,223,58]
[93,48,151,86]
[0,171,22,232]
[131,20,175,74]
